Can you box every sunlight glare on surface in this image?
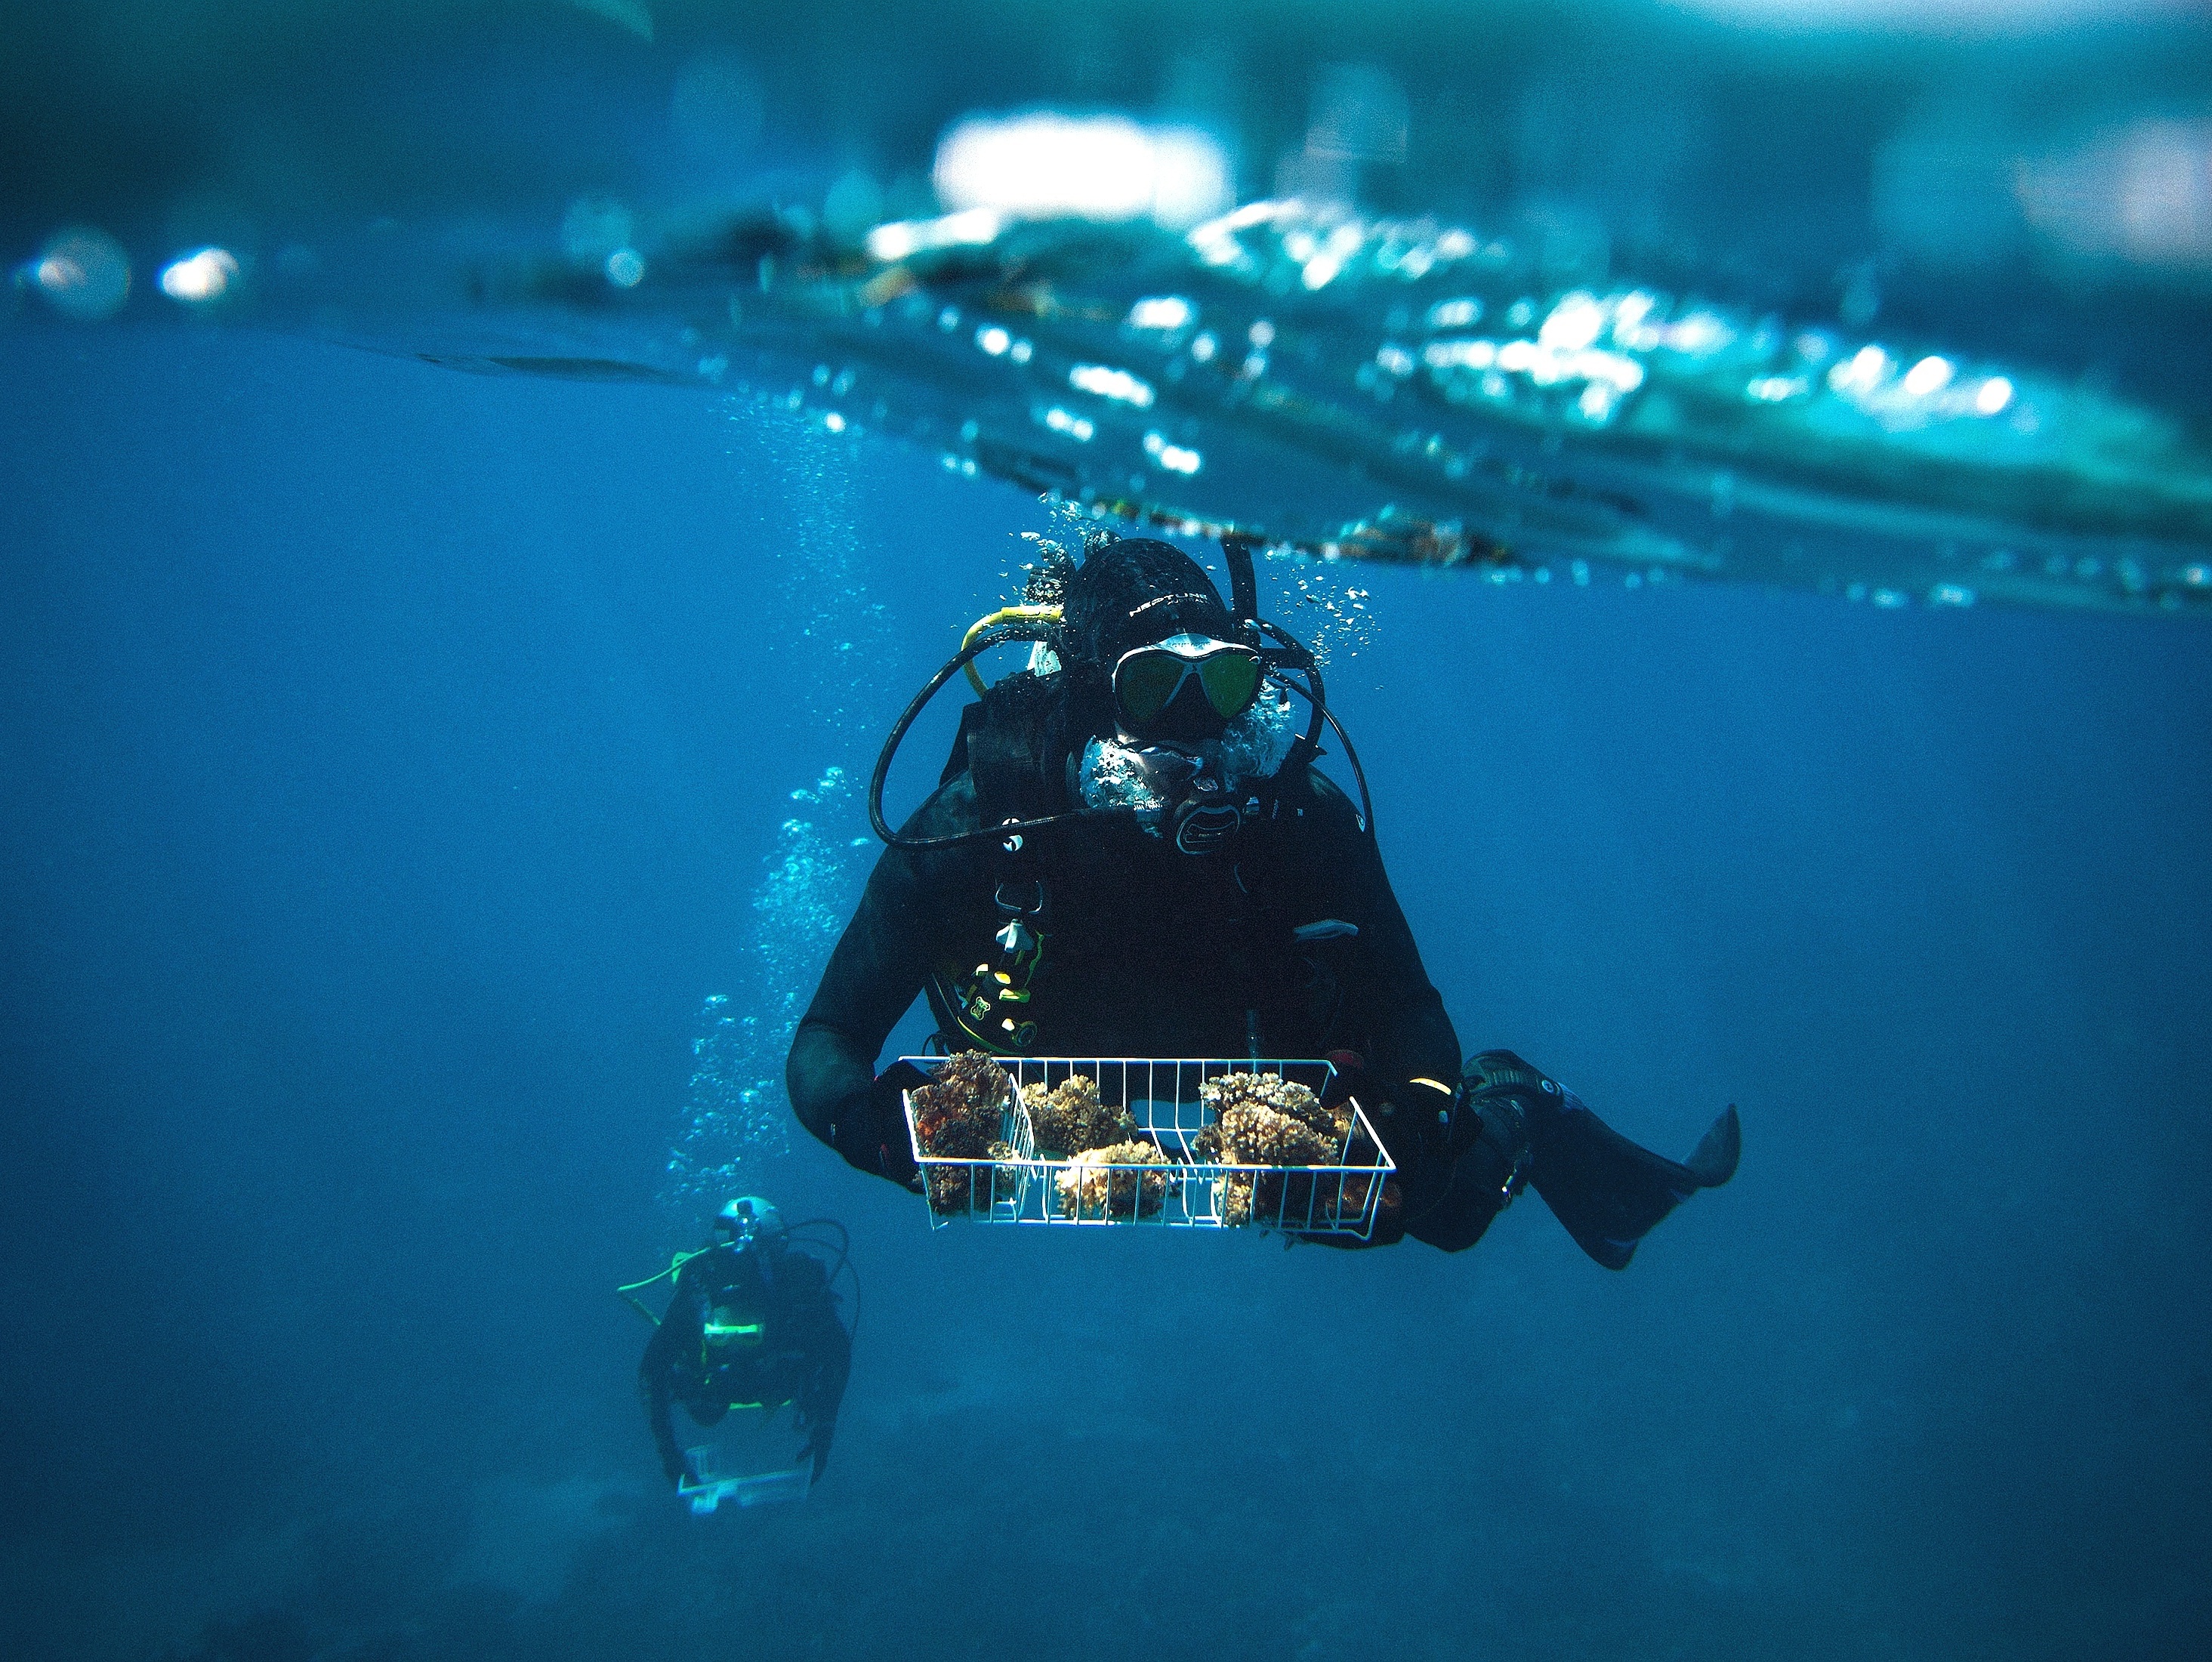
[933,113,1232,229]
[23,227,130,320]
[159,247,239,305]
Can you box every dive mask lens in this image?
[1112,637,1263,730]
[1113,650,1189,729]
[1195,649,1262,718]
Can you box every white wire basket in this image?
[902,1056,1396,1240]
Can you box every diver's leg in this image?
[1402,1087,1532,1253]
[1464,1051,1739,1269]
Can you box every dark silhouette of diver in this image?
[787,535,1738,1261]
[634,1198,853,1491]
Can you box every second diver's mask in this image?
[714,1195,782,1247]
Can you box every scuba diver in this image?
[786,534,1738,1262]
[634,1198,853,1493]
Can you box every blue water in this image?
[4,322,2209,1660]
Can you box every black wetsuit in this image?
[786,729,1742,1263]
[787,758,1504,1246]
[789,535,1735,1263]
[639,1241,850,1488]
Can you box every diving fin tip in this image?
[1685,1103,1741,1189]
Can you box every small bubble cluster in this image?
[1280,558,1376,666]
[662,418,893,1214]
[663,765,872,1208]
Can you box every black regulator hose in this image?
[1319,705,1375,835]
[1223,530,1262,624]
[867,627,1113,853]
[1251,618,1374,837]
[1220,533,1371,831]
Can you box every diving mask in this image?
[1112,634,1263,737]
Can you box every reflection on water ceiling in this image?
[9,0,2210,615]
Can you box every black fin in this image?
[1529,1096,1733,1272]
[1685,1105,1741,1189]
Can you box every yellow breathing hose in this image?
[961,605,1062,695]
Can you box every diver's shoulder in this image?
[901,772,986,837]
[885,774,993,871]
[670,1244,729,1293]
[1282,766,1360,827]
[778,1247,830,1289]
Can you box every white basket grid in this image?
[902,1056,1396,1240]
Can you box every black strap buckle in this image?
[993,879,1045,920]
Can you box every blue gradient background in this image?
[2,327,2207,1660]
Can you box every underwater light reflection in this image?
[865,208,1002,262]
[2016,119,2212,269]
[933,113,1232,230]
[158,247,238,304]
[23,227,129,321]
[1676,0,2180,26]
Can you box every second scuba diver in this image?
[787,535,1738,1261]
[636,1198,853,1492]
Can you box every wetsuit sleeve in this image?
[1311,777,1461,1087]
[788,781,983,1176]
[794,1295,852,1482]
[639,1274,704,1488]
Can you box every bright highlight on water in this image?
[10,6,2207,618]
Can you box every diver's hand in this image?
[801,1421,835,1484]
[1326,1051,1461,1182]
[831,1065,924,1188]
[1299,1176,1407,1249]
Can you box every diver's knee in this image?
[1464,1050,1566,1108]
[1402,1106,1530,1253]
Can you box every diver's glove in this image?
[799,1419,836,1484]
[1325,1053,1462,1181]
[1318,1051,1466,1247]
[664,1448,698,1492]
[831,1063,927,1187]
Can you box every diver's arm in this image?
[638,1287,699,1489]
[788,782,982,1182]
[794,1300,852,1483]
[1310,774,1462,1087]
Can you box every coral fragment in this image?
[1022,1074,1133,1156]
[1055,1140,1172,1220]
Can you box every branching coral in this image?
[1214,1103,1335,1167]
[1054,1141,1171,1221]
[1199,1072,1347,1146]
[1021,1074,1133,1157]
[1195,1073,1348,1227]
